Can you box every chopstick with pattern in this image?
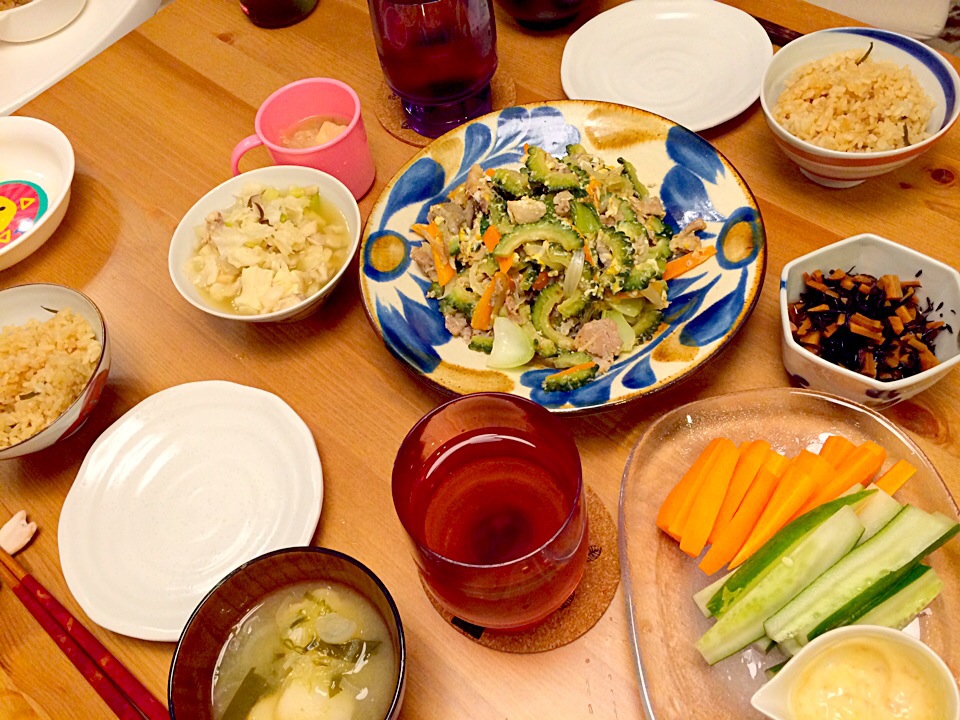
[0,549,169,720]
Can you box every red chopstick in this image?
[0,549,169,720]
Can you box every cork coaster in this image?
[375,71,518,147]
[421,485,620,653]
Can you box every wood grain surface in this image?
[2,0,959,718]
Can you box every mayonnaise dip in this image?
[790,636,948,719]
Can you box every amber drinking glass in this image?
[367,0,498,138]
[393,393,587,630]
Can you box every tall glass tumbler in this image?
[368,0,498,138]
[393,393,588,630]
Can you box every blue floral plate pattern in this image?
[360,101,766,413]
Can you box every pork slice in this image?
[670,217,707,254]
[427,201,467,234]
[574,319,622,372]
[410,243,438,281]
[444,312,472,339]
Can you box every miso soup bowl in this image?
[169,546,406,719]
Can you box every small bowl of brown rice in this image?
[759,27,960,188]
[0,284,110,460]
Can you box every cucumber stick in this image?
[855,565,943,630]
[854,485,902,544]
[764,505,959,653]
[705,489,874,618]
[693,570,735,618]
[695,506,864,665]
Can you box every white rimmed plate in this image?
[58,381,323,641]
[561,0,772,132]
[359,101,766,413]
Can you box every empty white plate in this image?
[58,381,323,641]
[561,0,772,132]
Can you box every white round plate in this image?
[58,381,323,641]
[561,0,772,132]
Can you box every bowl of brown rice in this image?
[0,284,110,460]
[759,27,960,188]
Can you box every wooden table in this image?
[2,0,959,717]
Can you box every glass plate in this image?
[618,387,960,719]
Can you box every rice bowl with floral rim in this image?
[760,27,960,188]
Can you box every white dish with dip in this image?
[58,380,324,641]
[751,625,960,720]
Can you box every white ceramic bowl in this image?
[0,0,86,42]
[168,165,361,323]
[760,27,960,188]
[780,233,960,408]
[751,625,960,720]
[0,283,111,460]
[0,116,74,271]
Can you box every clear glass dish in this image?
[618,387,960,719]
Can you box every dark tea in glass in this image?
[494,0,586,29]
[367,0,498,138]
[240,0,318,28]
[393,394,587,630]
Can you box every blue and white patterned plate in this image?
[360,101,766,413]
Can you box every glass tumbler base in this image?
[401,84,494,139]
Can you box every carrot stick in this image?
[679,440,741,557]
[875,459,917,496]
[430,245,457,286]
[471,274,501,330]
[413,221,456,285]
[662,246,717,282]
[699,465,780,575]
[802,440,886,511]
[668,439,738,541]
[818,435,856,468]
[482,226,513,272]
[710,440,771,543]
[482,224,501,252]
[730,450,826,568]
[543,362,597,382]
[657,438,724,536]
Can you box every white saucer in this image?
[561,0,772,132]
[58,381,323,641]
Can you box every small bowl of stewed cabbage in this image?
[168,165,362,323]
[168,546,405,720]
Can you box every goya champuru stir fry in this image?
[411,144,710,392]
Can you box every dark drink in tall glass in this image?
[240,0,318,28]
[494,0,586,29]
[393,394,587,630]
[368,0,498,138]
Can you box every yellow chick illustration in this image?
[0,194,15,235]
